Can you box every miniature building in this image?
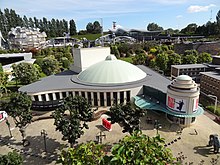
[166,75,201,126]
[8,26,47,50]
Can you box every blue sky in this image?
[1,0,220,31]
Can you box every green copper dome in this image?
[77,55,146,84]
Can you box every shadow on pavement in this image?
[0,134,68,164]
[193,145,213,157]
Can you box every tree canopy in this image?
[107,103,146,134]
[147,22,163,31]
[52,96,94,146]
[12,62,39,85]
[0,151,23,165]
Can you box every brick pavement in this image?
[0,109,220,165]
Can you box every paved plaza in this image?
[0,109,220,165]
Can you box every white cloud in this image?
[187,4,216,13]
[176,15,183,19]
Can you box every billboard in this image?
[193,98,199,112]
[167,96,187,113]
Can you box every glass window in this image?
[107,92,111,106]
[120,91,124,104]
[100,92,104,106]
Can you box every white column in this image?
[123,91,126,104]
[52,93,56,100]
[59,92,63,99]
[117,92,120,105]
[110,92,114,105]
[66,91,69,97]
[104,92,107,107]
[45,93,50,101]
[85,92,88,99]
[38,95,42,101]
[72,91,75,97]
[31,96,35,101]
[97,92,100,106]
[91,92,94,106]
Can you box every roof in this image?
[134,96,204,118]
[19,65,171,95]
[200,71,220,80]
[77,55,147,84]
[171,64,208,69]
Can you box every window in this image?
[100,92,104,106]
[113,92,117,104]
[126,91,130,102]
[62,92,67,98]
[41,94,46,101]
[48,93,53,101]
[81,91,85,98]
[106,92,111,106]
[55,92,60,100]
[120,91,124,104]
[34,95,39,101]
[93,92,98,106]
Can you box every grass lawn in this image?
[119,57,133,63]
[72,34,102,40]
[206,105,220,116]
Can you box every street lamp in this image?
[96,131,106,144]
[41,129,47,152]
[154,120,162,135]
[208,94,218,114]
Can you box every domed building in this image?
[19,47,203,126]
[19,47,149,108]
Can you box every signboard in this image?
[102,118,112,131]
[0,111,8,123]
[167,96,186,113]
[193,98,199,112]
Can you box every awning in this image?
[133,96,204,118]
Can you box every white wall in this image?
[70,47,110,73]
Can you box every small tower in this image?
[166,75,202,126]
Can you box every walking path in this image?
[0,109,220,165]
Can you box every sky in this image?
[1,0,220,31]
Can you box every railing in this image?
[32,100,64,110]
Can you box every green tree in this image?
[167,52,182,72]
[69,19,77,35]
[41,55,60,76]
[12,62,39,85]
[107,103,145,134]
[155,52,169,72]
[0,151,23,165]
[52,96,94,146]
[2,92,32,143]
[93,21,102,34]
[132,53,147,65]
[57,141,106,165]
[147,22,163,31]
[86,22,94,33]
[180,23,197,34]
[197,52,212,63]
[109,131,175,165]
[182,54,197,64]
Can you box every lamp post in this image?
[154,120,162,135]
[96,131,106,144]
[41,129,47,152]
[208,94,218,114]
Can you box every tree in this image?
[147,22,163,31]
[132,53,147,65]
[216,10,220,26]
[69,19,77,36]
[197,52,212,64]
[52,96,94,146]
[2,92,32,144]
[180,23,197,34]
[41,55,60,76]
[107,103,146,134]
[12,62,39,85]
[93,21,102,34]
[86,22,94,33]
[57,141,106,165]
[167,52,182,72]
[155,52,169,72]
[109,131,176,165]
[0,151,23,165]
[182,54,197,64]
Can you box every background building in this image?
[8,27,47,51]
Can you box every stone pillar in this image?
[110,92,114,105]
[91,92,94,106]
[59,92,63,99]
[38,95,42,101]
[104,92,107,107]
[45,93,50,101]
[52,93,56,100]
[117,92,120,105]
[97,92,100,106]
